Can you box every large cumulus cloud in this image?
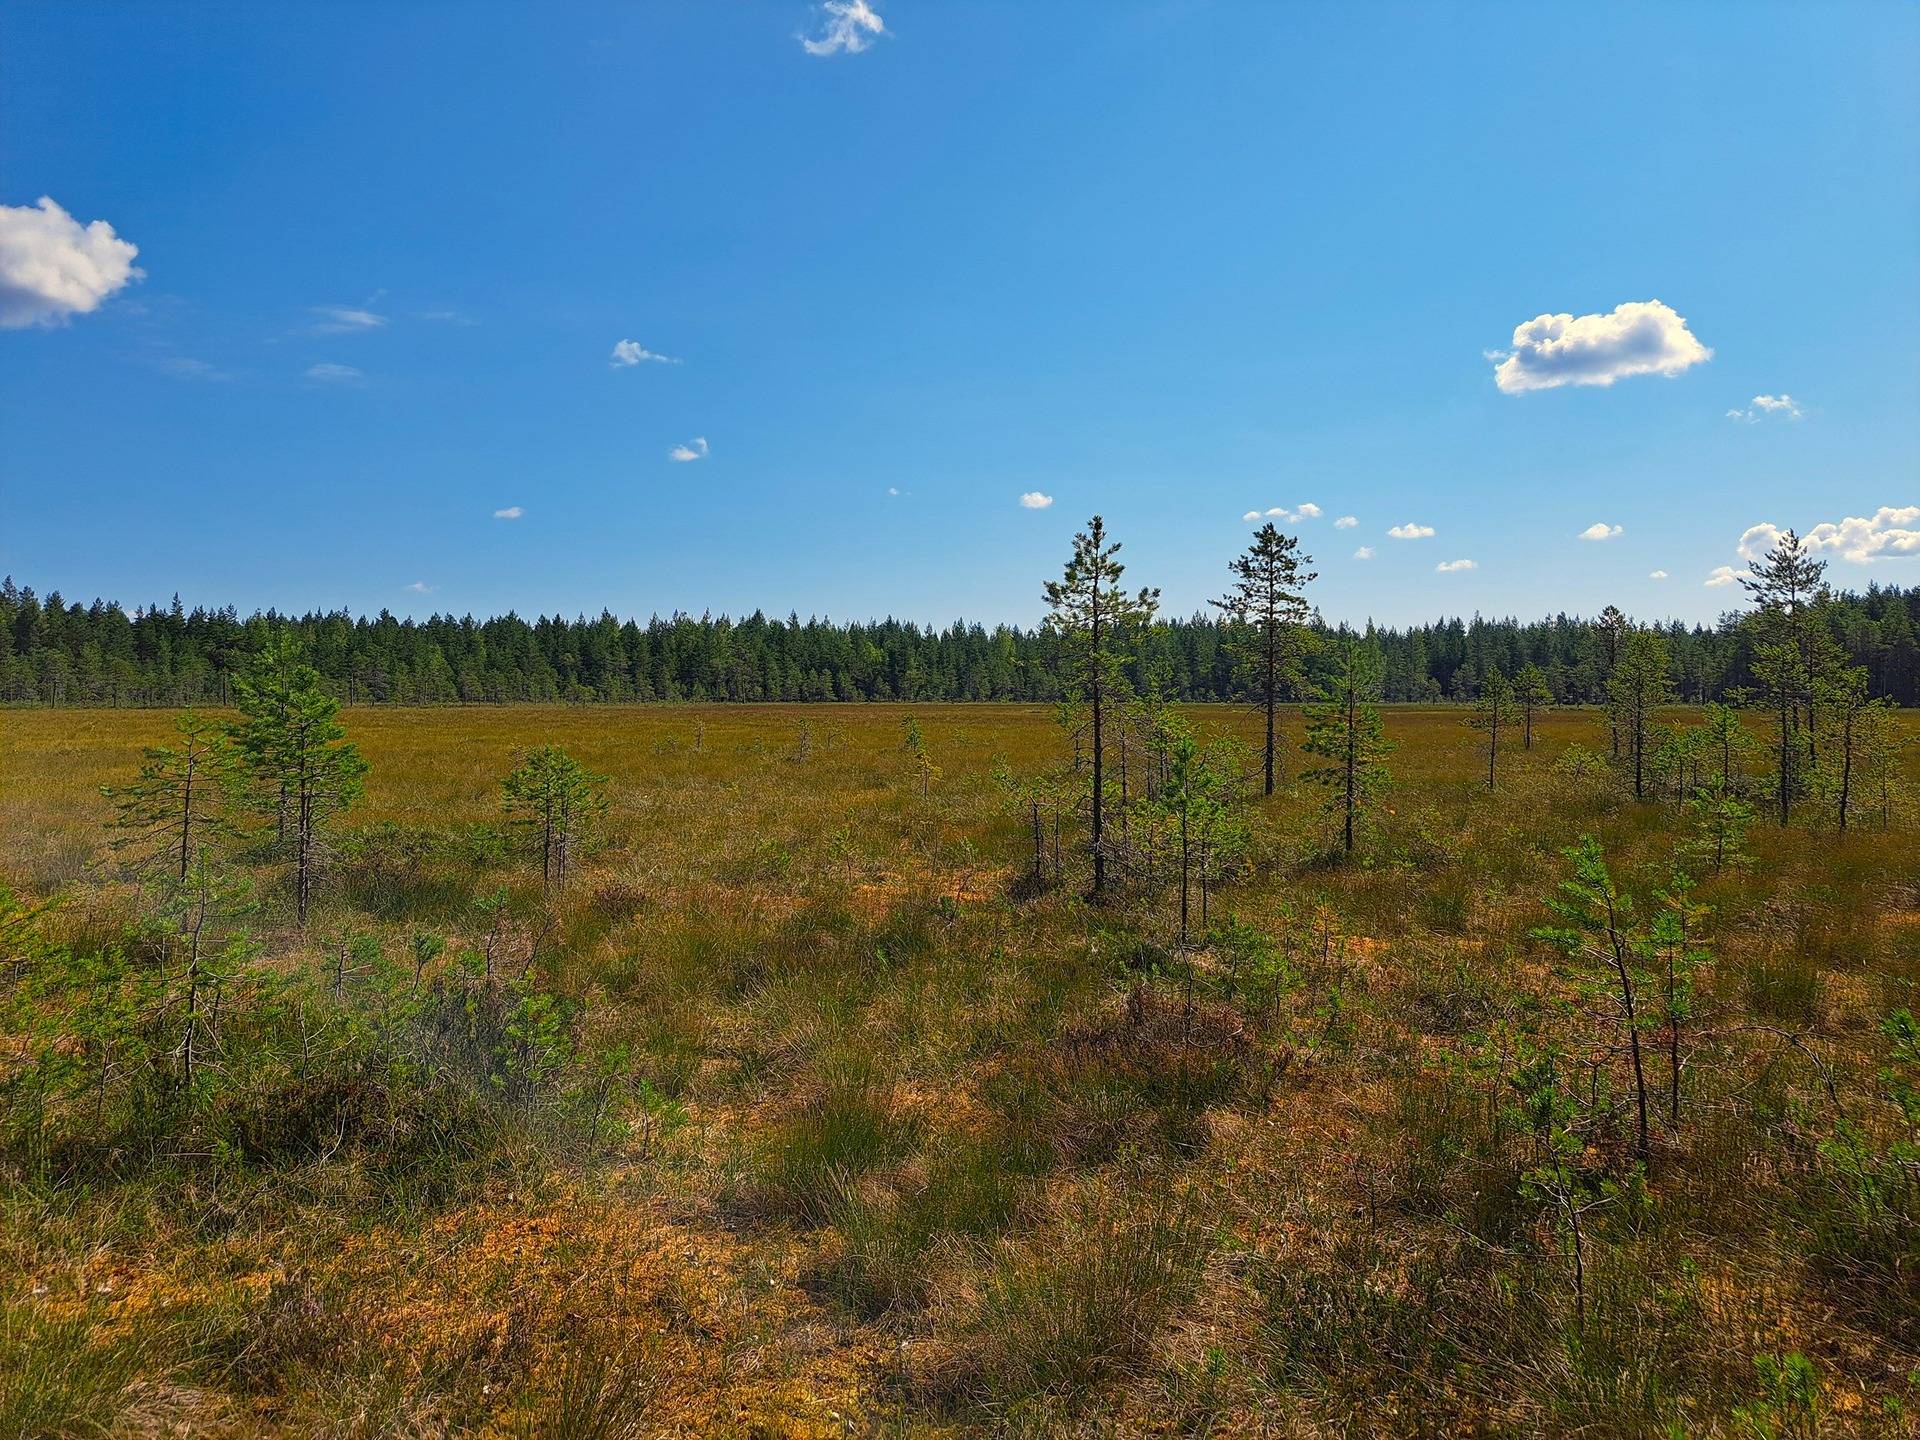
[0,197,143,328]
[1491,300,1710,394]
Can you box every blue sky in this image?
[3,1,1916,629]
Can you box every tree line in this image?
[3,572,1917,710]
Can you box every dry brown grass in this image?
[1,702,1916,1436]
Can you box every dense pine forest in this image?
[5,575,1918,708]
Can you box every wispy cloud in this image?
[304,362,364,385]
[1353,546,1375,560]
[406,581,434,595]
[1436,558,1477,573]
[611,338,679,367]
[0,196,143,328]
[493,506,523,520]
[669,436,709,462]
[1704,565,1739,588]
[1388,522,1434,540]
[1649,569,1669,580]
[310,305,387,335]
[1334,515,1358,529]
[801,0,884,55]
[1579,522,1624,542]
[1020,491,1054,510]
[1490,300,1711,394]
[1726,393,1803,422]
[1740,507,1920,565]
[156,356,231,382]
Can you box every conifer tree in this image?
[1594,606,1628,758]
[163,847,258,1106]
[1468,665,1519,789]
[230,643,366,925]
[1212,522,1316,796]
[229,631,307,843]
[501,744,607,891]
[1301,636,1392,855]
[1534,836,1653,1162]
[1741,529,1839,824]
[1698,702,1755,794]
[1514,662,1552,750]
[1607,628,1674,800]
[1042,516,1159,899]
[102,711,241,886]
[1820,667,1899,832]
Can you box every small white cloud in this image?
[0,196,143,328]
[1388,522,1435,540]
[1728,393,1803,423]
[802,0,884,55]
[1019,491,1054,509]
[304,362,363,385]
[1436,558,1477,573]
[1492,300,1711,394]
[1649,569,1668,580]
[1740,506,1920,565]
[1334,515,1358,529]
[887,486,901,497]
[1241,510,1263,522]
[406,581,434,595]
[669,436,709,463]
[1296,502,1323,519]
[611,338,679,367]
[310,305,387,335]
[1704,565,1739,588]
[1579,522,1624,542]
[1353,546,1375,560]
[493,506,523,520]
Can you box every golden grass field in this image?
[1,703,1917,1438]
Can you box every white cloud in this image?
[1334,515,1358,529]
[304,362,363,385]
[1704,565,1739,588]
[1727,393,1803,423]
[406,581,434,595]
[0,196,143,328]
[1740,506,1920,566]
[310,305,387,335]
[887,486,901,497]
[1736,523,1778,563]
[1808,506,1920,562]
[1579,522,1624,542]
[611,338,679,367]
[669,436,710,462]
[1649,569,1668,580]
[1388,522,1434,539]
[802,0,884,55]
[1247,503,1322,524]
[1353,546,1375,560]
[1020,491,1054,509]
[493,506,523,520]
[1436,558,1477,573]
[1491,300,1711,394]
